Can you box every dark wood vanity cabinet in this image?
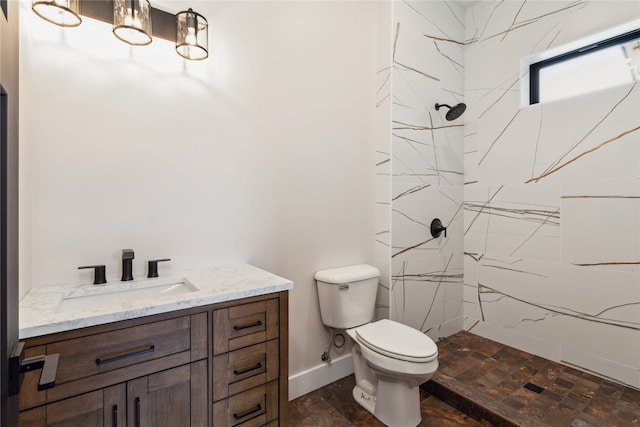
[18,291,289,427]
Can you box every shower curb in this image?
[422,375,546,427]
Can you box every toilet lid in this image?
[355,319,437,363]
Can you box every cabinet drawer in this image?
[213,299,279,355]
[212,381,278,427]
[47,316,191,384]
[213,340,279,401]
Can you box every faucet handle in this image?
[122,249,135,260]
[78,265,107,285]
[147,259,171,278]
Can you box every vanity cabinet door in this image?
[19,384,125,427]
[104,384,127,427]
[19,362,207,427]
[127,361,208,427]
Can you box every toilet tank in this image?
[315,264,380,329]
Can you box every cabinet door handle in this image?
[233,320,262,330]
[112,405,118,427]
[233,362,263,376]
[135,397,141,427]
[233,403,262,421]
[95,346,155,366]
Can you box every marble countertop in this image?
[19,264,293,339]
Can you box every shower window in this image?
[527,27,640,105]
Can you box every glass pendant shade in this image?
[32,0,82,27]
[113,0,152,46]
[176,8,208,60]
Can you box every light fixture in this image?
[176,8,208,60]
[113,0,152,46]
[32,0,82,27]
[31,0,209,61]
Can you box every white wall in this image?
[463,0,640,389]
[19,0,377,397]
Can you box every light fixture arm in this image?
[187,8,197,34]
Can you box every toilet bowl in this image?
[315,265,439,427]
[347,319,438,427]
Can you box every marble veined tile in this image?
[477,83,639,186]
[392,120,464,186]
[475,256,639,387]
[392,66,440,118]
[463,253,479,305]
[466,1,592,48]
[527,83,640,185]
[561,179,640,273]
[464,184,560,262]
[393,26,440,92]
[559,316,640,389]
[433,119,465,185]
[391,181,439,261]
[475,257,639,388]
[391,182,464,262]
[477,101,541,184]
[436,41,464,97]
[397,1,464,47]
[437,185,464,255]
[391,254,462,333]
[391,131,435,183]
[464,130,479,185]
[477,255,639,334]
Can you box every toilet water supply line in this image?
[321,327,345,363]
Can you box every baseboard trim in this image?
[288,353,354,401]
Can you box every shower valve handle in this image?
[430,218,447,238]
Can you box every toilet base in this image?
[352,385,376,414]
[352,376,421,427]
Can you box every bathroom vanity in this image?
[17,265,292,427]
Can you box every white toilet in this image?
[315,264,438,427]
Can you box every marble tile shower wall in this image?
[463,1,640,389]
[375,1,466,339]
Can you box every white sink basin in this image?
[56,278,198,313]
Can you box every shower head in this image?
[435,102,466,121]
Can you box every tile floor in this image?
[430,331,640,427]
[289,374,484,427]
[289,331,640,427]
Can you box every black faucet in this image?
[122,249,135,281]
[148,258,171,278]
[78,265,107,285]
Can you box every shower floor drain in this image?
[523,382,545,394]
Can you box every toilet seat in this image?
[355,319,437,363]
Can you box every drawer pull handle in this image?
[96,346,155,366]
[233,362,263,376]
[112,405,118,427]
[233,320,262,331]
[233,403,262,420]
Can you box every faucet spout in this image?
[122,249,135,281]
